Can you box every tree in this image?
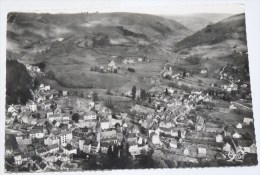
[72,113,80,123]
[148,93,152,103]
[92,92,98,101]
[165,88,169,96]
[140,89,147,101]
[131,86,137,100]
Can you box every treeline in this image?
[6,60,33,105]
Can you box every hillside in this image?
[7,12,192,54]
[175,13,247,50]
[6,12,193,94]
[165,13,231,32]
[6,59,33,105]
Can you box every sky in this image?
[1,1,245,15]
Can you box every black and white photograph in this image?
[1,0,260,174]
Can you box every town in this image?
[5,57,257,172]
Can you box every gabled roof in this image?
[84,139,92,145]
[48,143,59,150]
[64,144,74,151]
[55,160,63,167]
[39,162,47,170]
[91,141,99,147]
[100,142,110,148]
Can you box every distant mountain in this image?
[164,13,232,32]
[175,13,246,50]
[7,12,192,55]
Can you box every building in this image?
[100,142,110,154]
[232,130,241,139]
[83,111,97,120]
[48,143,59,153]
[29,128,45,139]
[100,119,110,130]
[63,144,77,155]
[169,139,178,148]
[44,136,60,146]
[91,141,100,153]
[216,134,223,143]
[222,142,232,152]
[83,139,92,153]
[198,147,207,158]
[127,133,137,142]
[234,122,243,129]
[60,131,73,146]
[243,117,254,125]
[129,141,139,155]
[195,116,205,131]
[100,130,117,140]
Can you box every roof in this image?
[64,144,74,151]
[100,130,117,138]
[30,128,43,134]
[128,133,136,138]
[55,160,63,167]
[129,141,138,147]
[36,148,48,154]
[39,162,47,170]
[198,147,206,154]
[100,142,110,148]
[84,139,92,145]
[159,127,172,132]
[60,131,72,136]
[48,143,59,150]
[91,141,99,147]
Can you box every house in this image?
[222,142,232,152]
[200,68,208,74]
[63,144,77,155]
[44,85,51,91]
[91,141,100,153]
[46,110,54,118]
[48,114,63,123]
[39,162,48,171]
[234,122,242,129]
[232,130,241,139]
[54,159,63,169]
[100,142,110,154]
[128,141,139,154]
[48,143,59,153]
[169,139,178,148]
[127,133,137,142]
[238,141,257,154]
[151,133,161,145]
[100,130,117,139]
[216,134,223,143]
[36,147,48,156]
[159,127,172,135]
[100,119,110,130]
[62,91,68,96]
[83,111,97,120]
[60,131,73,146]
[14,154,23,165]
[29,128,45,139]
[195,116,205,131]
[83,139,92,153]
[27,100,37,112]
[198,147,207,158]
[108,60,117,70]
[243,117,254,125]
[44,135,60,146]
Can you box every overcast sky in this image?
[4,1,245,16]
[105,3,245,15]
